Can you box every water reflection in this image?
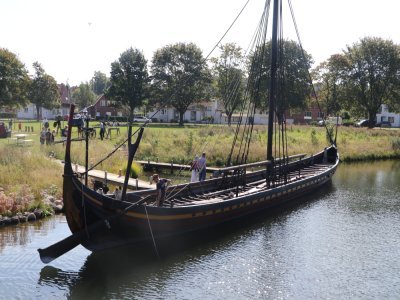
[2,161,400,299]
[37,185,335,299]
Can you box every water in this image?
[1,161,400,299]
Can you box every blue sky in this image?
[1,0,399,85]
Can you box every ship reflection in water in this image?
[0,161,400,299]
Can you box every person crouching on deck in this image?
[152,174,171,207]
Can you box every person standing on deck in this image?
[190,155,199,182]
[153,174,171,207]
[198,152,207,181]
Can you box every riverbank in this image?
[0,123,399,220]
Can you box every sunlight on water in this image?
[0,161,399,299]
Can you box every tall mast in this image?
[267,0,280,161]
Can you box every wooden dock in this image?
[70,163,154,190]
[136,160,220,173]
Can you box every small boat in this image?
[39,0,339,263]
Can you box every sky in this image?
[1,0,399,86]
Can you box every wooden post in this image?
[136,178,138,190]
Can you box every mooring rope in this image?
[144,205,160,258]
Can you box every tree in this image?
[106,48,149,120]
[313,54,348,117]
[248,40,313,119]
[90,71,109,95]
[0,48,30,107]
[342,37,400,127]
[151,42,212,126]
[211,43,245,126]
[29,62,60,121]
[72,82,96,110]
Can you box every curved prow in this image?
[64,104,75,171]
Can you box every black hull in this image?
[63,146,339,252]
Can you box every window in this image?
[100,100,106,107]
[388,117,394,123]
[161,109,166,115]
[317,111,325,119]
[190,111,196,121]
[304,111,312,119]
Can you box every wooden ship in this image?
[39,0,339,263]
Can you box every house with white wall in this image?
[376,104,400,127]
[17,83,73,120]
[148,99,224,123]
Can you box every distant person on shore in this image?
[54,116,62,134]
[152,174,171,207]
[43,118,49,129]
[190,155,199,182]
[61,125,68,138]
[99,121,105,140]
[198,152,207,181]
[45,128,52,145]
[40,127,46,145]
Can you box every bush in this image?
[121,162,142,179]
[392,138,400,150]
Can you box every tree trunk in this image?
[179,111,184,126]
[368,110,376,128]
[227,112,232,126]
[36,105,41,121]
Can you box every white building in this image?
[149,100,279,125]
[148,99,224,123]
[16,104,62,120]
[376,104,400,127]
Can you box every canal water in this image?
[1,161,399,299]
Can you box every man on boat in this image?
[198,152,207,181]
[152,174,171,206]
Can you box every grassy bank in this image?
[1,122,400,216]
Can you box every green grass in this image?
[1,121,400,215]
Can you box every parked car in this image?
[318,116,342,126]
[133,116,151,123]
[355,119,374,127]
[375,121,391,128]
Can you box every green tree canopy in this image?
[211,43,245,126]
[28,62,60,121]
[90,71,109,95]
[151,42,212,126]
[106,48,149,119]
[72,82,96,110]
[0,48,30,107]
[342,37,400,126]
[313,54,348,117]
[248,40,313,118]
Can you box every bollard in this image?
[119,169,122,177]
[104,171,107,184]
[171,161,174,174]
[75,164,78,172]
[136,178,138,190]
